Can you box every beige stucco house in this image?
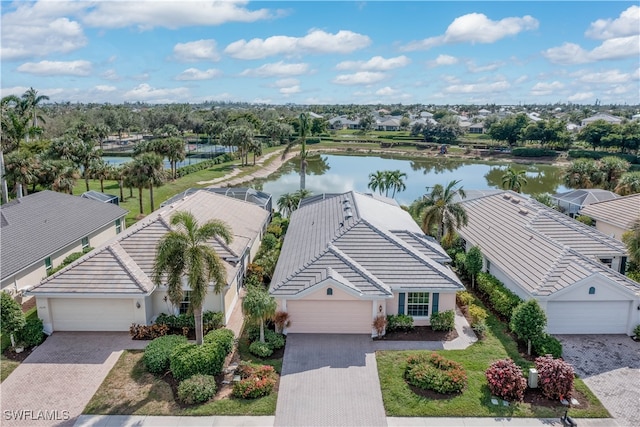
[26,190,270,333]
[579,193,640,240]
[1,190,128,297]
[269,191,464,336]
[458,191,640,335]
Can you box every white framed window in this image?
[407,292,430,317]
[179,291,192,315]
[115,218,122,234]
[81,236,89,250]
[45,257,52,272]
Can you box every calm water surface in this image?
[247,153,568,206]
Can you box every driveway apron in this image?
[275,334,387,427]
[0,332,147,427]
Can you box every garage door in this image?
[286,300,372,334]
[546,301,629,334]
[50,298,135,331]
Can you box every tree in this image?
[510,299,547,356]
[387,170,407,198]
[1,292,26,348]
[4,150,38,198]
[88,159,111,193]
[578,120,614,150]
[21,87,49,132]
[464,246,483,289]
[367,171,388,196]
[153,211,232,345]
[128,153,165,213]
[413,180,468,247]
[242,285,277,344]
[501,167,528,193]
[615,171,640,195]
[599,156,630,191]
[487,114,529,146]
[563,158,602,189]
[277,192,298,218]
[622,219,640,267]
[282,112,310,190]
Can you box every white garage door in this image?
[546,301,629,334]
[50,298,135,331]
[286,300,372,334]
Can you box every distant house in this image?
[458,191,639,335]
[478,109,491,116]
[376,117,401,131]
[1,191,128,296]
[551,189,619,217]
[579,194,640,240]
[269,191,464,335]
[581,113,623,126]
[468,122,485,134]
[81,190,120,205]
[26,190,270,333]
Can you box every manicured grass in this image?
[376,299,609,419]
[0,355,21,383]
[83,350,277,416]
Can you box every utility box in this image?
[528,368,538,388]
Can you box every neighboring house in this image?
[269,191,464,336]
[1,191,128,296]
[81,190,120,206]
[376,117,401,131]
[579,194,640,240]
[458,191,640,335]
[581,113,623,126]
[551,189,619,217]
[26,190,270,333]
[468,122,485,134]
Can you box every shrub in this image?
[245,324,261,342]
[232,363,277,399]
[129,323,169,340]
[204,328,235,354]
[177,374,217,405]
[456,291,474,308]
[485,359,527,402]
[266,223,283,238]
[154,311,223,332]
[386,314,414,332]
[1,292,25,346]
[512,147,558,158]
[568,150,639,164]
[372,314,387,337]
[477,273,521,320]
[634,324,640,338]
[170,341,229,381]
[405,352,467,394]
[430,310,455,332]
[532,333,563,358]
[472,320,487,339]
[261,233,278,251]
[264,329,285,350]
[249,341,273,358]
[510,299,547,355]
[575,215,594,226]
[468,304,488,326]
[246,263,264,283]
[143,335,188,374]
[15,316,45,347]
[535,355,575,401]
[273,311,291,333]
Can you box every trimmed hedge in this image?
[249,341,273,358]
[386,314,414,332]
[430,310,455,331]
[15,316,45,347]
[405,352,467,394]
[177,374,217,405]
[568,150,639,164]
[155,311,223,332]
[170,341,230,381]
[511,147,558,157]
[532,333,563,358]
[203,328,235,354]
[175,153,235,177]
[264,330,286,350]
[476,273,522,321]
[143,334,188,374]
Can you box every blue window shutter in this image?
[432,293,439,314]
[398,293,405,315]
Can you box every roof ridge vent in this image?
[519,208,529,215]
[503,194,512,200]
[511,197,521,204]
[345,208,353,219]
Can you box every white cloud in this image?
[123,84,191,103]
[172,39,220,62]
[1,2,87,60]
[95,85,116,92]
[466,60,504,73]
[543,35,640,64]
[175,68,222,81]
[530,81,564,96]
[514,75,529,85]
[17,60,92,76]
[403,13,538,51]
[332,72,386,85]
[82,1,277,30]
[585,6,640,40]
[443,80,510,94]
[428,55,459,68]
[274,78,299,88]
[335,55,410,71]
[375,87,398,96]
[280,85,301,95]
[240,62,309,77]
[573,69,633,84]
[225,29,370,59]
[101,69,121,81]
[567,92,595,102]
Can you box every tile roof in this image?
[1,190,128,280]
[28,190,269,296]
[458,191,640,297]
[579,194,640,230]
[270,191,464,298]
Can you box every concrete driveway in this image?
[275,334,387,427]
[0,332,147,427]
[558,335,640,427]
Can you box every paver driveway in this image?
[275,334,387,427]
[558,335,640,427]
[0,332,147,427]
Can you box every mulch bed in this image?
[375,326,458,341]
[3,346,36,362]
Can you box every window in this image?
[179,291,192,314]
[115,218,122,234]
[486,259,491,273]
[599,258,612,268]
[326,288,333,296]
[45,257,52,272]
[407,292,430,317]
[81,236,89,250]
[588,286,596,295]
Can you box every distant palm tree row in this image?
[367,169,407,198]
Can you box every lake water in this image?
[247,153,568,206]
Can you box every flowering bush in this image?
[405,352,467,394]
[485,359,527,402]
[232,363,277,399]
[177,374,217,405]
[535,355,574,401]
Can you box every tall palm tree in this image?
[127,153,165,214]
[21,87,49,142]
[164,137,186,180]
[153,211,232,345]
[368,170,388,196]
[52,163,80,195]
[89,159,111,193]
[277,192,298,218]
[4,150,38,198]
[413,179,468,246]
[282,112,310,190]
[387,170,407,198]
[501,167,528,193]
[242,285,277,344]
[599,156,630,191]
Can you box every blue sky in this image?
[1,1,639,105]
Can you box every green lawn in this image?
[0,355,21,383]
[377,304,609,419]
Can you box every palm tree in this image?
[127,153,165,214]
[387,170,407,198]
[501,167,528,193]
[242,285,277,344]
[622,219,640,267]
[599,156,630,191]
[21,87,49,130]
[89,159,111,193]
[52,162,80,194]
[563,158,602,189]
[277,192,298,218]
[153,211,232,345]
[368,171,388,196]
[413,180,468,246]
[164,137,186,180]
[4,150,38,198]
[615,171,640,196]
[282,112,310,190]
